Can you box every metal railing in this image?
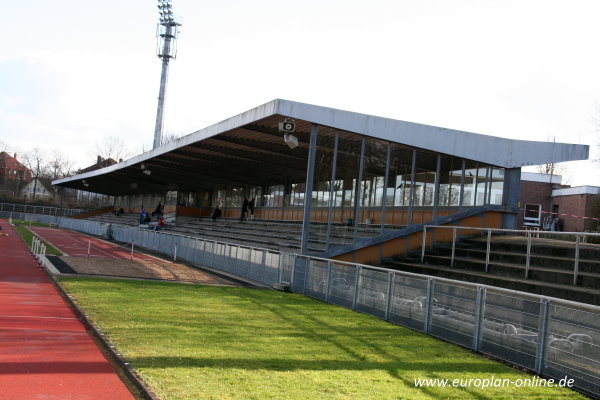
[421,225,600,286]
[0,203,87,217]
[14,213,600,398]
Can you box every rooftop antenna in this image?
[153,0,182,149]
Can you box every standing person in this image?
[248,198,255,220]
[139,206,147,225]
[153,201,163,217]
[239,196,249,222]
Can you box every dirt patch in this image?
[58,256,238,286]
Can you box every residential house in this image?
[21,177,56,201]
[0,152,32,198]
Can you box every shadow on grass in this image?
[226,290,530,400]
[127,357,506,400]
[127,355,504,374]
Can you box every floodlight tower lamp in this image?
[153,0,182,150]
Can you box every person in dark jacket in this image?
[212,203,222,221]
[239,197,249,222]
[248,198,255,220]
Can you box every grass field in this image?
[59,277,586,400]
[11,222,62,255]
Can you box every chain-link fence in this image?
[12,213,600,398]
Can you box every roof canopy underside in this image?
[54,99,589,196]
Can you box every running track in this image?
[30,226,155,260]
[0,220,134,399]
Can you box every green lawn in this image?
[59,277,586,400]
[12,224,62,255]
[10,219,51,227]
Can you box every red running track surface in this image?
[0,220,134,399]
[30,226,156,260]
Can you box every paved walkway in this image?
[0,220,134,400]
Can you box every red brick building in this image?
[519,172,600,232]
[0,152,33,198]
[551,186,599,232]
[78,156,118,174]
[0,152,32,181]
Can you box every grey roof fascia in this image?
[53,98,589,186]
[53,99,280,186]
[275,99,589,168]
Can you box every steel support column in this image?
[408,149,417,225]
[380,143,392,233]
[432,154,441,222]
[300,124,318,254]
[353,137,366,240]
[325,132,340,249]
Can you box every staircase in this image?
[381,235,600,305]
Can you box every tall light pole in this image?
[153,0,182,149]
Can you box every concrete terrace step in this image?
[381,259,600,306]
[177,217,388,238]
[159,220,328,253]
[420,254,600,289]
[83,213,407,255]
[176,219,358,244]
[165,223,352,253]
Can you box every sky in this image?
[1,0,599,185]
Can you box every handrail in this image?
[0,202,89,217]
[425,224,600,238]
[420,225,600,287]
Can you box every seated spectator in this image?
[139,206,147,225]
[153,216,165,231]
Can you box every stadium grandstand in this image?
[52,99,589,264]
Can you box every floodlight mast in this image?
[153,0,182,149]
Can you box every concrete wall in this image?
[333,211,504,265]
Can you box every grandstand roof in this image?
[53,99,589,196]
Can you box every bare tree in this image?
[22,147,48,199]
[0,140,10,154]
[536,136,566,179]
[536,161,565,177]
[93,136,132,162]
[48,148,74,179]
[590,100,600,164]
[161,131,185,145]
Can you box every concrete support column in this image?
[502,168,521,229]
